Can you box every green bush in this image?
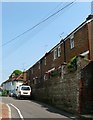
[2,90,8,96]
[0,91,2,96]
[50,69,61,77]
[67,56,77,72]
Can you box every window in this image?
[58,45,61,57]
[38,62,40,69]
[31,68,33,74]
[70,35,74,49]
[44,57,46,65]
[33,78,36,84]
[54,49,57,60]
[21,87,30,90]
[44,75,47,81]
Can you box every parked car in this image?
[9,90,14,97]
[12,89,16,97]
[15,85,31,99]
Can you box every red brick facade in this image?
[26,15,93,86]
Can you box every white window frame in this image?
[70,35,74,49]
[33,78,36,84]
[58,45,61,57]
[44,57,46,65]
[54,49,57,60]
[38,62,40,69]
[31,68,33,74]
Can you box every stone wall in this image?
[32,57,90,113]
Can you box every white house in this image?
[2,74,24,92]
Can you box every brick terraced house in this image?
[26,15,93,114]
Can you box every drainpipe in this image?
[63,39,66,63]
[60,39,67,81]
[40,60,43,85]
[60,39,66,63]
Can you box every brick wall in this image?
[65,24,89,63]
[87,20,93,60]
[28,20,90,86]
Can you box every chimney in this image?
[86,15,93,21]
[23,71,27,82]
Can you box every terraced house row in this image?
[25,15,93,114]
[26,14,93,85]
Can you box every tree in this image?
[12,70,23,76]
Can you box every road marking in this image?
[9,103,24,120]
[6,104,11,119]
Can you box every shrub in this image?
[2,90,8,96]
[67,56,77,72]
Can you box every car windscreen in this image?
[21,87,30,90]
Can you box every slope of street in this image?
[1,97,77,119]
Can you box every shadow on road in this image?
[30,100,78,120]
[11,96,78,120]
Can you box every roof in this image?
[2,73,24,85]
[27,14,93,71]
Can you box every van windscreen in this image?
[21,87,30,90]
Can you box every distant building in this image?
[2,73,24,92]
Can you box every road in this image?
[1,97,75,120]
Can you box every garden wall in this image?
[32,57,90,113]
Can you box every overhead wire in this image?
[40,2,63,20]
[1,1,75,47]
[21,0,76,69]
[2,2,64,58]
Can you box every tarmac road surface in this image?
[1,97,76,120]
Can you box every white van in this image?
[15,85,31,99]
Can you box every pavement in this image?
[0,102,10,120]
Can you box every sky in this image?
[1,1,92,84]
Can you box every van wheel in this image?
[15,96,18,99]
